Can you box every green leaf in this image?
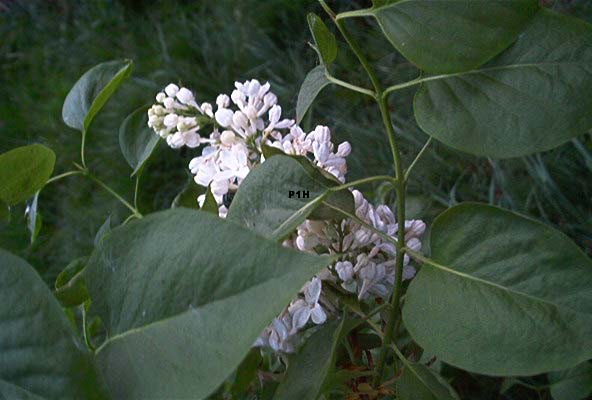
[94,216,112,247]
[25,193,42,244]
[0,249,104,399]
[549,362,592,400]
[414,10,592,158]
[371,0,538,74]
[230,349,262,396]
[396,362,460,400]
[307,13,337,66]
[403,203,592,376]
[0,201,8,223]
[0,144,55,205]
[372,0,394,7]
[227,153,354,240]
[119,105,160,176]
[0,380,46,400]
[55,257,89,307]
[62,59,133,132]
[171,175,203,209]
[274,319,347,400]
[84,208,331,399]
[201,184,218,214]
[296,66,330,124]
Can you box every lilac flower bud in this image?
[163,97,175,110]
[337,142,352,157]
[201,102,213,118]
[216,94,230,109]
[407,237,422,252]
[313,125,331,143]
[163,113,178,128]
[220,130,236,146]
[263,92,277,107]
[176,87,195,104]
[268,105,281,124]
[184,132,201,148]
[215,108,233,127]
[232,111,249,129]
[164,83,179,97]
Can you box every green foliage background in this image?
[0,1,591,397]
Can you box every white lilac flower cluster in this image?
[148,80,425,353]
[294,194,426,300]
[147,83,214,149]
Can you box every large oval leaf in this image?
[227,153,354,240]
[119,105,160,176]
[62,59,133,132]
[370,0,538,73]
[85,208,331,399]
[0,249,104,399]
[414,10,592,158]
[403,203,592,376]
[0,144,55,205]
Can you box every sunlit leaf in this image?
[62,59,133,132]
[0,144,55,206]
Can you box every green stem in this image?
[80,129,88,169]
[80,302,95,352]
[374,94,407,387]
[320,1,407,387]
[334,19,382,97]
[404,137,432,182]
[87,173,142,217]
[45,170,83,185]
[133,167,143,212]
[325,71,375,97]
[330,175,397,192]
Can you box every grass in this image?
[0,1,591,398]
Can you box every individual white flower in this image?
[335,261,354,282]
[216,145,250,182]
[288,278,327,332]
[192,158,219,187]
